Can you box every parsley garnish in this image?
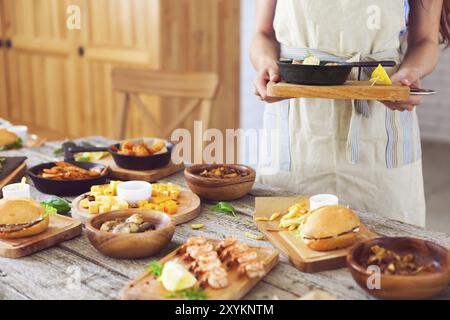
[146,261,164,277]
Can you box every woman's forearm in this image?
[250,31,280,70]
[400,39,439,78]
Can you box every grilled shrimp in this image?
[237,250,258,264]
[206,268,229,289]
[217,236,238,252]
[185,243,214,260]
[237,261,266,279]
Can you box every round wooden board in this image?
[71,191,201,226]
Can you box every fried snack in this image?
[118,139,167,156]
[39,162,105,180]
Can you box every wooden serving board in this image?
[96,156,184,182]
[121,240,279,300]
[254,197,378,273]
[71,190,201,226]
[267,81,410,101]
[0,214,82,258]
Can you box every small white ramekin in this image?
[117,181,152,204]
[309,194,339,211]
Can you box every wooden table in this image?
[0,136,449,300]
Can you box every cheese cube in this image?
[89,202,99,214]
[80,198,90,209]
[99,204,111,214]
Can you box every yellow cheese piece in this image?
[80,198,90,209]
[89,202,99,214]
[370,64,392,85]
[99,204,111,214]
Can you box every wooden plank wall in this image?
[159,0,241,136]
[0,0,240,140]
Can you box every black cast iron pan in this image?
[27,161,110,196]
[278,59,397,85]
[62,139,173,171]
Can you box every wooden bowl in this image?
[347,237,450,300]
[184,164,256,201]
[86,210,175,259]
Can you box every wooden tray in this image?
[71,190,201,226]
[254,197,378,273]
[0,214,82,258]
[121,240,279,300]
[96,156,184,182]
[267,81,410,101]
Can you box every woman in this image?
[251,0,449,226]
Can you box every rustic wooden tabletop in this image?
[0,136,449,300]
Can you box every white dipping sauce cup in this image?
[309,194,339,211]
[2,183,31,199]
[117,181,152,205]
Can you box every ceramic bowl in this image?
[116,181,152,204]
[184,164,256,201]
[347,237,450,300]
[86,210,175,259]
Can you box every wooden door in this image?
[79,0,162,138]
[2,0,82,137]
[0,0,9,119]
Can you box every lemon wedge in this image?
[161,261,197,292]
[370,64,392,85]
[75,151,109,162]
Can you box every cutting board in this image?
[0,214,82,258]
[121,240,279,300]
[254,197,378,273]
[71,190,201,226]
[0,157,27,197]
[267,81,410,101]
[95,156,184,182]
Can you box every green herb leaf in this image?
[146,260,164,277]
[180,288,207,300]
[53,147,64,156]
[209,202,237,218]
[41,198,71,215]
[40,204,57,219]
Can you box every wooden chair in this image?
[112,68,219,140]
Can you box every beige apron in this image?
[258,0,426,227]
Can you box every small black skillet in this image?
[62,140,173,171]
[277,59,397,85]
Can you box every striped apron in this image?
[258,0,425,226]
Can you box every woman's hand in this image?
[381,68,424,112]
[253,60,284,103]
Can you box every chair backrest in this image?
[112,68,219,140]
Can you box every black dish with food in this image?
[278,59,397,86]
[27,161,110,196]
[63,140,173,171]
[108,142,173,171]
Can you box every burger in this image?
[0,199,51,239]
[299,205,360,251]
[0,129,22,151]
